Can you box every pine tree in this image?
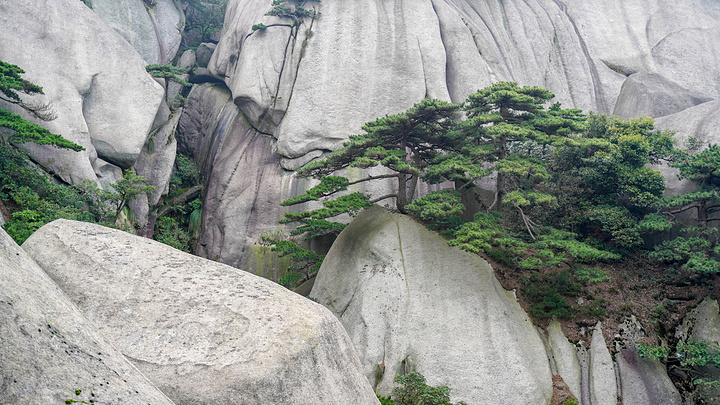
[426,82,586,238]
[280,98,461,237]
[0,60,83,151]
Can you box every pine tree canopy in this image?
[0,60,83,151]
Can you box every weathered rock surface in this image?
[310,206,554,404]
[588,324,617,405]
[211,0,720,162]
[129,110,181,229]
[614,317,682,405]
[92,0,184,64]
[0,227,174,405]
[310,208,684,404]
[677,297,720,344]
[676,298,720,403]
[613,73,711,119]
[195,42,216,68]
[546,321,583,399]
[23,219,379,405]
[0,0,164,184]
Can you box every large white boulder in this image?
[22,219,379,405]
[0,227,174,405]
[0,0,165,184]
[310,206,554,404]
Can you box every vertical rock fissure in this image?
[395,221,409,292]
[145,6,167,64]
[284,16,316,110]
[416,38,430,99]
[272,24,299,110]
[550,0,607,113]
[430,0,453,102]
[466,2,515,82]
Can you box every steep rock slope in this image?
[183,0,720,270]
[23,219,379,405]
[310,206,682,404]
[0,227,174,405]
[0,0,165,185]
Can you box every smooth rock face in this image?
[92,0,184,64]
[613,73,711,119]
[0,227,174,405]
[588,324,617,405]
[23,220,379,405]
[310,206,553,404]
[0,0,164,184]
[194,0,720,269]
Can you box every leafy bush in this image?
[650,232,720,276]
[380,372,466,405]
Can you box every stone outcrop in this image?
[310,206,554,404]
[675,298,720,403]
[0,227,174,405]
[91,0,184,64]
[23,219,379,405]
[311,206,683,404]
[613,73,711,119]
[677,298,720,344]
[0,0,165,185]
[614,317,682,405]
[129,110,181,229]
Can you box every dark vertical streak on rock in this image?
[465,1,515,81]
[550,0,607,113]
[430,0,453,102]
[285,16,316,110]
[146,6,166,64]
[272,26,297,110]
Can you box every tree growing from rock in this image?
[650,144,720,276]
[426,82,586,238]
[549,114,676,250]
[280,98,460,237]
[0,60,83,151]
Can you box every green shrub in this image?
[522,271,580,319]
[264,238,324,289]
[145,64,190,87]
[406,189,465,233]
[575,266,610,284]
[389,372,466,405]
